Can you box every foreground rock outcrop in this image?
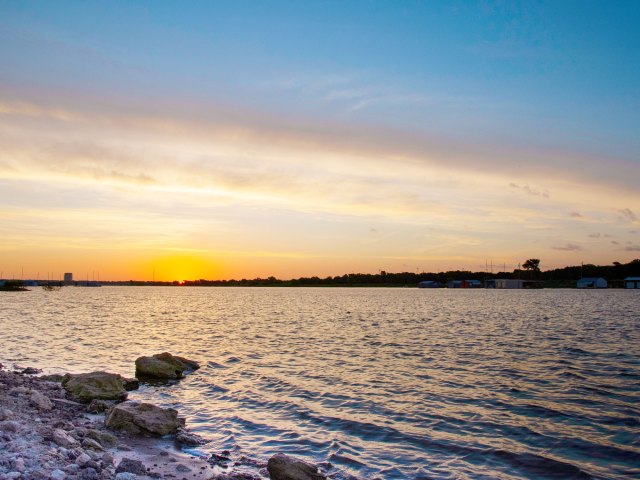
[267,453,327,480]
[105,401,184,435]
[61,371,137,403]
[135,352,200,379]
[0,367,222,479]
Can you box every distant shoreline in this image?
[2,259,639,288]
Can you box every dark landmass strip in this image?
[106,259,640,288]
[3,259,639,289]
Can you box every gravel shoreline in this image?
[0,367,267,480]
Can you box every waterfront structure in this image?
[488,279,544,289]
[64,273,73,285]
[417,280,440,288]
[624,277,640,289]
[447,280,482,288]
[577,277,608,289]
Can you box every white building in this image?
[577,277,607,289]
[625,277,640,289]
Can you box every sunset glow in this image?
[1,1,639,280]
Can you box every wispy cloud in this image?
[552,243,582,251]
[619,208,638,222]
[509,182,549,198]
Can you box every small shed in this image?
[625,277,640,289]
[494,279,524,289]
[447,279,482,288]
[577,277,608,289]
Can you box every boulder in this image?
[267,453,327,480]
[135,352,200,379]
[62,372,130,403]
[105,401,184,436]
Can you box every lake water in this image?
[0,287,638,479]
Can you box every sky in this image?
[1,0,639,281]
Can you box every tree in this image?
[522,258,541,273]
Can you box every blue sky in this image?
[1,1,639,279]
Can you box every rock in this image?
[38,374,65,382]
[82,438,104,451]
[114,473,137,480]
[115,458,147,475]
[53,429,79,448]
[31,390,54,410]
[0,407,14,420]
[61,372,128,403]
[14,457,25,471]
[122,377,139,391]
[22,367,42,375]
[102,453,114,466]
[134,352,200,379]
[85,429,117,448]
[76,453,92,467]
[0,420,21,432]
[87,399,116,413]
[9,386,29,395]
[176,464,191,473]
[51,469,66,480]
[105,401,184,436]
[267,453,327,480]
[5,472,21,479]
[78,467,99,480]
[175,429,208,446]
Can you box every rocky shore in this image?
[0,354,330,480]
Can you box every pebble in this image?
[82,438,104,451]
[13,457,25,471]
[52,429,78,448]
[0,420,21,433]
[51,469,66,480]
[114,473,137,480]
[76,453,92,467]
[0,408,14,420]
[31,391,53,411]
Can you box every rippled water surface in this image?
[1,287,639,479]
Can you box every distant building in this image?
[493,279,523,289]
[417,280,440,288]
[624,277,640,289]
[447,279,482,288]
[577,277,608,289]
[64,273,73,284]
[489,279,543,289]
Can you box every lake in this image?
[0,287,638,479]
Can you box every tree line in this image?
[141,258,639,288]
